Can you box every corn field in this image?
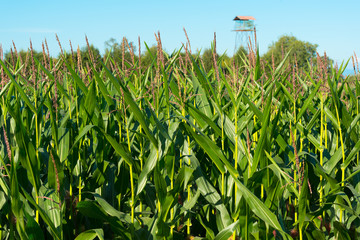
[0,35,360,240]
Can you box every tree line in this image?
[2,35,331,76]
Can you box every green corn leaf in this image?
[0,58,36,113]
[74,229,104,240]
[137,144,160,195]
[34,57,70,101]
[323,148,343,174]
[273,49,293,77]
[324,106,340,130]
[295,121,321,149]
[45,95,59,150]
[343,138,360,169]
[251,91,272,175]
[92,65,113,106]
[305,107,321,131]
[10,155,23,230]
[37,186,61,229]
[58,127,70,163]
[11,101,40,194]
[347,113,360,136]
[297,80,321,122]
[101,60,158,149]
[191,55,219,111]
[0,82,11,98]
[265,151,299,198]
[234,180,290,238]
[221,113,248,156]
[24,210,45,240]
[91,64,123,123]
[47,148,64,193]
[154,166,167,205]
[182,189,201,212]
[333,221,351,240]
[186,124,288,237]
[191,72,213,118]
[21,187,61,240]
[187,103,222,136]
[298,164,309,232]
[214,220,239,240]
[190,153,232,230]
[66,124,133,166]
[94,195,131,224]
[63,59,88,95]
[82,80,97,125]
[97,127,134,166]
[184,124,227,175]
[196,214,216,239]
[76,201,129,237]
[277,81,295,105]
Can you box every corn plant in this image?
[0,35,360,240]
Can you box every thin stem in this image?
[130,164,134,224]
[319,95,324,214]
[233,105,238,240]
[335,104,345,222]
[125,110,135,224]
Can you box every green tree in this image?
[262,35,318,70]
[201,48,218,72]
[5,49,46,72]
[232,46,248,69]
[104,37,137,67]
[80,44,101,65]
[58,44,102,68]
[141,45,158,69]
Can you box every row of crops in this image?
[0,37,360,240]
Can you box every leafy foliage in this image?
[263,35,318,70]
[0,35,359,240]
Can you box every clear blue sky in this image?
[1,0,359,69]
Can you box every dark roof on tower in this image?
[233,16,255,21]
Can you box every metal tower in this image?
[233,16,256,53]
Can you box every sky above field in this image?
[1,0,359,71]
